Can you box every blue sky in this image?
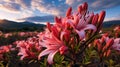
[0,0,120,23]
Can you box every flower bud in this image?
[92,14,98,25]
[82,2,88,12]
[98,11,106,24]
[97,11,106,31]
[59,46,68,55]
[46,22,51,31]
[66,7,72,17]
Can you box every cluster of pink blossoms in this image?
[114,25,120,37]
[94,33,114,57]
[0,45,12,60]
[15,2,101,64]
[0,31,38,38]
[36,2,104,64]
[16,37,41,60]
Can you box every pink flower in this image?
[64,2,106,40]
[55,2,96,40]
[53,3,97,40]
[94,34,114,57]
[73,15,96,40]
[4,33,12,38]
[18,48,36,60]
[114,26,120,32]
[97,11,106,32]
[0,45,12,53]
[16,37,41,60]
[18,32,26,36]
[114,26,120,37]
[112,38,120,51]
[46,22,61,39]
[78,2,88,15]
[92,14,99,25]
[38,33,68,64]
[60,29,71,41]
[0,45,12,60]
[66,6,72,17]
[66,10,96,40]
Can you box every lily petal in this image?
[76,30,85,40]
[38,49,54,60]
[47,50,58,64]
[83,24,96,32]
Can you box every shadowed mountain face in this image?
[0,19,45,29]
[0,19,120,29]
[18,15,54,23]
[103,20,120,28]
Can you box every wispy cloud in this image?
[105,15,120,21]
[15,0,31,9]
[1,0,120,15]
[90,0,120,11]
[0,2,20,13]
[31,0,61,15]
[65,0,75,5]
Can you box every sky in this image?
[0,0,120,23]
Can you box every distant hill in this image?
[0,19,45,29]
[0,19,120,30]
[103,20,120,28]
[18,15,54,23]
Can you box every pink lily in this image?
[78,2,88,15]
[92,14,99,25]
[16,37,41,60]
[60,29,71,41]
[75,16,96,40]
[46,22,71,42]
[112,38,120,52]
[67,12,96,40]
[0,45,12,53]
[64,2,96,40]
[18,48,36,60]
[54,16,71,31]
[66,6,72,17]
[114,26,120,32]
[0,45,12,60]
[38,33,67,64]
[94,34,114,57]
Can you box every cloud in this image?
[31,0,62,16]
[1,0,15,3]
[15,0,31,9]
[65,0,82,5]
[1,0,120,15]
[0,0,32,13]
[90,0,120,11]
[104,16,120,21]
[0,2,20,13]
[65,0,75,5]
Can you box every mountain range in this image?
[18,15,54,23]
[0,19,120,29]
[103,20,120,28]
[0,19,45,29]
